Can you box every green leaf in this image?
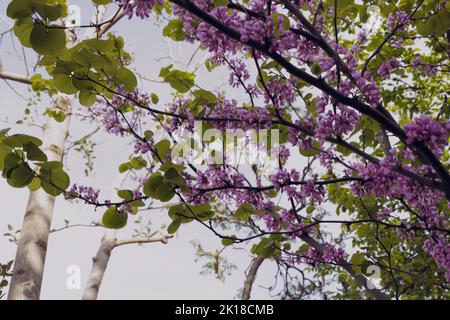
[154,139,171,161]
[350,252,365,274]
[37,161,63,170]
[253,238,277,258]
[2,153,22,176]
[296,244,309,255]
[113,67,137,91]
[164,168,184,186]
[356,224,370,238]
[143,173,164,197]
[193,89,217,105]
[117,189,133,200]
[40,167,70,196]
[13,18,33,48]
[212,0,229,7]
[102,207,128,229]
[235,203,253,222]
[23,142,47,162]
[191,204,214,221]
[167,220,181,234]
[8,164,34,188]
[299,140,321,157]
[155,182,175,202]
[53,73,78,94]
[222,237,237,246]
[118,162,130,173]
[168,204,193,222]
[30,23,66,56]
[306,204,315,214]
[162,19,186,41]
[160,67,195,93]
[0,144,12,171]
[150,93,159,104]
[130,157,147,170]
[79,91,97,107]
[83,38,115,52]
[27,177,41,191]
[3,134,43,147]
[31,3,65,21]
[7,0,33,19]
[92,0,112,5]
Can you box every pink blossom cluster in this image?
[133,138,154,154]
[315,108,359,142]
[118,190,143,214]
[166,99,195,133]
[116,0,162,19]
[270,170,325,203]
[378,58,401,78]
[88,105,126,135]
[404,116,450,157]
[207,99,273,130]
[65,183,99,204]
[227,59,250,87]
[270,168,299,189]
[349,149,449,279]
[287,118,315,148]
[184,165,248,205]
[387,11,410,32]
[303,243,345,266]
[261,203,315,235]
[410,57,438,76]
[351,70,381,106]
[87,87,149,136]
[263,79,295,107]
[423,233,450,281]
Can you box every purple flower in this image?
[404,116,450,157]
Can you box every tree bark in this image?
[82,231,116,300]
[7,96,71,300]
[82,233,172,300]
[242,256,264,300]
[0,71,32,85]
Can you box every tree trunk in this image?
[242,256,264,300]
[82,232,173,300]
[7,96,71,300]
[82,231,116,300]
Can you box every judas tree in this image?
[1,0,450,300]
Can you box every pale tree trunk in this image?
[82,233,172,300]
[242,256,264,300]
[7,96,72,300]
[82,231,116,300]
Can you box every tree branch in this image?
[299,234,388,300]
[242,256,264,300]
[114,235,173,248]
[82,233,173,300]
[0,70,31,85]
